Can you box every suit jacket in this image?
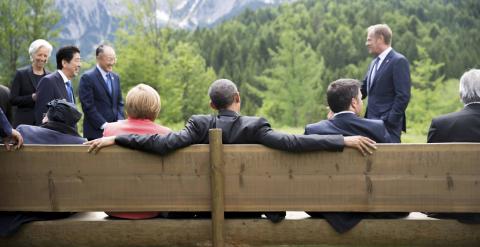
[304,113,404,233]
[305,113,391,143]
[79,67,124,140]
[428,104,480,142]
[16,124,86,144]
[361,49,411,134]
[34,71,73,125]
[0,108,12,138]
[10,65,49,126]
[427,104,480,224]
[115,109,344,155]
[0,85,12,123]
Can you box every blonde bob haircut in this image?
[125,83,161,121]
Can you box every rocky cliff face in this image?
[54,0,294,57]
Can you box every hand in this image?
[3,129,23,151]
[343,136,376,156]
[84,136,116,154]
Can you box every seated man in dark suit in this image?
[0,99,84,237]
[0,108,23,151]
[305,78,407,233]
[86,78,377,222]
[427,68,480,224]
[17,99,85,144]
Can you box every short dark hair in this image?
[56,46,80,70]
[208,79,238,110]
[95,44,112,56]
[327,79,361,113]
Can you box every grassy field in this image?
[167,123,427,143]
[275,127,426,143]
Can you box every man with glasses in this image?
[79,44,125,140]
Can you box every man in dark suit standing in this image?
[34,46,81,125]
[79,45,124,140]
[361,24,411,143]
[427,69,480,224]
[304,79,407,233]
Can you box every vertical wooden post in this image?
[209,129,225,247]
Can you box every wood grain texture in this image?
[209,129,225,247]
[1,143,479,212]
[0,214,479,247]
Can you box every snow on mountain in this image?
[54,0,294,57]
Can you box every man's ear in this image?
[350,97,358,111]
[234,92,241,103]
[210,101,218,110]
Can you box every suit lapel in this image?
[372,50,395,87]
[27,66,38,90]
[54,72,69,100]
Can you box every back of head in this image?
[368,24,392,45]
[208,79,238,110]
[46,99,82,127]
[56,45,80,70]
[327,79,361,113]
[125,83,161,121]
[459,69,480,104]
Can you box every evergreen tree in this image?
[0,0,60,84]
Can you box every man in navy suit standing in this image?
[34,46,81,125]
[305,79,407,233]
[79,45,124,140]
[361,24,411,143]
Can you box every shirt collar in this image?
[96,64,109,78]
[464,102,480,107]
[57,70,69,83]
[218,109,239,117]
[377,47,392,63]
[332,111,356,117]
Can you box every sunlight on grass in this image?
[275,127,427,143]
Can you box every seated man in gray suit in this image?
[86,78,377,222]
[427,68,480,224]
[305,78,407,233]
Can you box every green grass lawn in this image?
[275,127,427,143]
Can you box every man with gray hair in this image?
[427,68,480,224]
[428,69,480,142]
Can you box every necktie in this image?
[66,80,74,103]
[368,57,381,92]
[105,73,113,95]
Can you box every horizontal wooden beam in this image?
[1,144,479,212]
[1,213,479,247]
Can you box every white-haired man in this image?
[427,68,480,224]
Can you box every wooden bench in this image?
[1,129,479,246]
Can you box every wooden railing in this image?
[1,129,479,246]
